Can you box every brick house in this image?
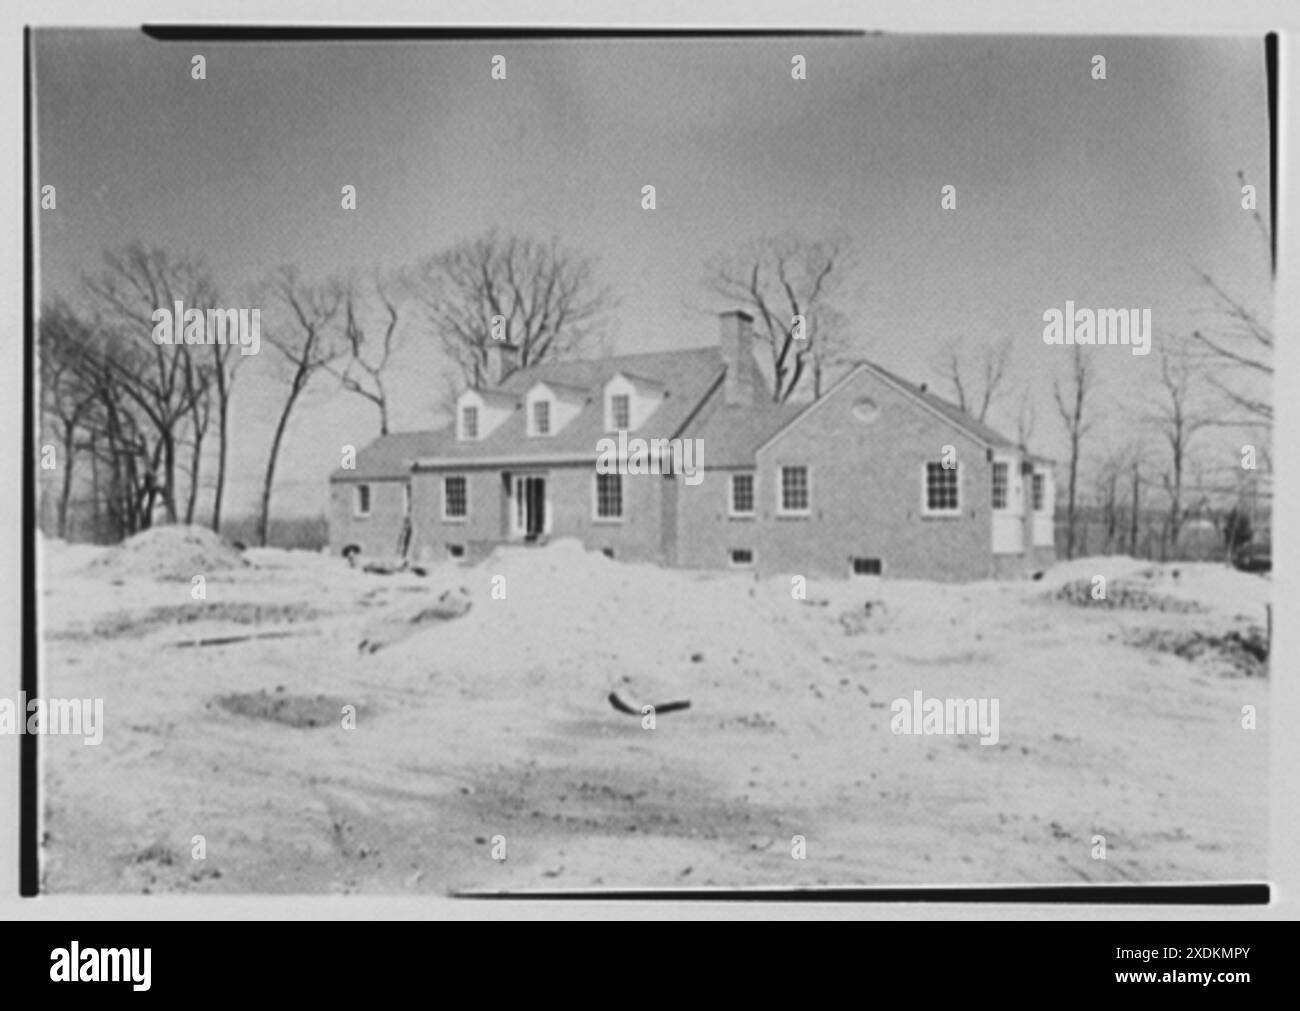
[329,311,1056,581]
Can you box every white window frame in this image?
[353,483,372,518]
[592,471,625,523]
[729,471,756,518]
[441,474,470,522]
[922,461,962,517]
[776,465,812,517]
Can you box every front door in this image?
[512,475,547,540]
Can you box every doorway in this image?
[511,474,547,541]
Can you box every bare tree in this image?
[38,301,99,537]
[940,336,1013,423]
[257,268,346,547]
[1190,172,1273,431]
[1052,344,1096,560]
[1146,346,1214,551]
[409,231,612,388]
[326,271,404,435]
[704,233,857,402]
[81,243,220,526]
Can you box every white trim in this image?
[921,461,962,517]
[441,474,470,522]
[352,483,372,518]
[591,471,625,523]
[776,464,812,517]
[728,470,757,518]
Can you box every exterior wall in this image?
[329,477,408,558]
[408,462,669,565]
[676,368,997,581]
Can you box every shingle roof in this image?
[865,362,1021,451]
[330,429,450,481]
[411,346,726,465]
[331,346,1044,481]
[692,402,808,467]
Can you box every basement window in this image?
[447,544,465,559]
[601,547,615,559]
[851,557,882,576]
[730,548,754,567]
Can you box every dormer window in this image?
[533,400,551,436]
[611,394,630,431]
[461,405,479,440]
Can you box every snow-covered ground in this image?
[36,529,1269,893]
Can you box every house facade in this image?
[329,312,1056,581]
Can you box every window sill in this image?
[776,510,811,520]
[728,512,756,521]
[440,515,469,524]
[592,516,625,525]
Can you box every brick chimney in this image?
[483,341,520,387]
[719,310,755,406]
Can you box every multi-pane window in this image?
[731,473,755,515]
[611,394,631,430]
[992,462,1008,510]
[730,548,754,567]
[780,466,810,513]
[461,405,478,439]
[595,473,623,519]
[354,484,371,516]
[852,557,882,576]
[1032,473,1045,512]
[925,462,960,512]
[443,476,468,519]
[533,400,551,436]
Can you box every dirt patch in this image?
[89,525,249,582]
[211,690,365,728]
[1124,625,1269,677]
[838,600,888,635]
[1053,578,1205,613]
[52,601,324,641]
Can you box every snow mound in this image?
[89,525,250,582]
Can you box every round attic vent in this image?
[852,397,880,423]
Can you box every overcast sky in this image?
[35,31,1272,517]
